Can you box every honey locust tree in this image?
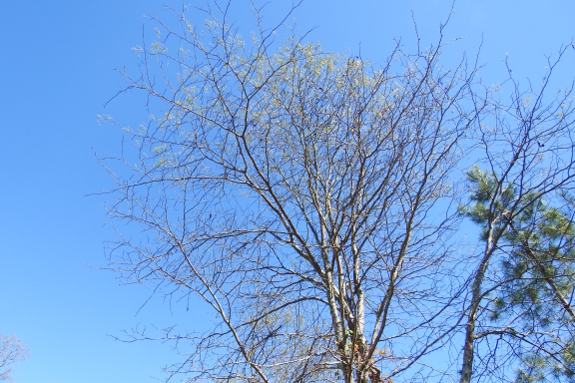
[458,48,575,383]
[101,2,482,382]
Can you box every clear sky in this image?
[0,1,574,382]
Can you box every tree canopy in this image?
[101,2,575,382]
[0,334,29,382]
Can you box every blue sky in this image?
[0,1,574,382]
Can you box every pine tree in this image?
[463,167,575,382]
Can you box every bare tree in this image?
[0,334,29,382]
[100,2,487,382]
[458,47,575,383]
